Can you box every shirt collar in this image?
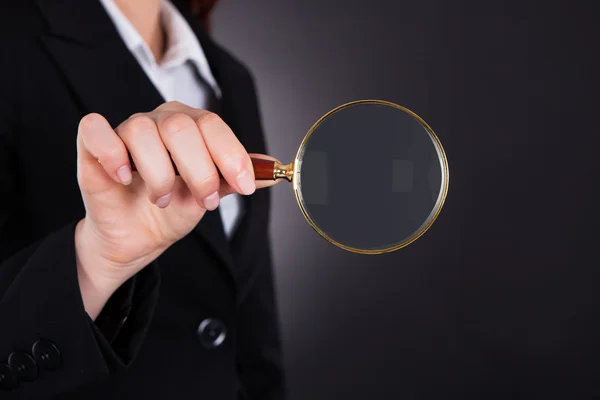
[99,0,222,98]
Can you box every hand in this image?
[74,101,278,318]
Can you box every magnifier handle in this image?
[129,155,283,181]
[250,157,278,180]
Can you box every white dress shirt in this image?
[100,0,243,238]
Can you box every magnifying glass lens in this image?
[295,102,447,253]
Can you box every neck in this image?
[114,0,165,62]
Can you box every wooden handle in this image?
[250,157,277,180]
[129,155,276,181]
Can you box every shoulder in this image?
[197,27,257,87]
[209,39,262,106]
[0,0,48,85]
[0,1,48,119]
[0,0,46,36]
[215,42,254,78]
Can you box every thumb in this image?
[77,113,132,196]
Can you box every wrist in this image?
[75,219,126,319]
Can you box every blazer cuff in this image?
[92,261,160,370]
[0,222,160,394]
[94,274,138,345]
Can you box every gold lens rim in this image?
[291,99,450,254]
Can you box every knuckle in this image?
[223,152,247,171]
[98,144,124,163]
[152,177,176,196]
[128,112,147,119]
[160,113,195,138]
[122,115,156,137]
[158,101,184,111]
[77,113,104,139]
[78,113,103,132]
[194,111,221,132]
[191,173,220,196]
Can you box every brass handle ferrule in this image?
[273,161,294,181]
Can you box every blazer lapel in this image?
[36,0,165,125]
[35,0,235,276]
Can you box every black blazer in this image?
[0,1,284,398]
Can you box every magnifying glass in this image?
[250,99,449,254]
[133,99,449,254]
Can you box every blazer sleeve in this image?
[0,58,160,397]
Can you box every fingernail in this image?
[203,191,220,210]
[156,193,171,208]
[236,170,256,195]
[117,165,132,185]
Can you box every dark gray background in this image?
[213,1,599,398]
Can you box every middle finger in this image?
[155,112,221,210]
